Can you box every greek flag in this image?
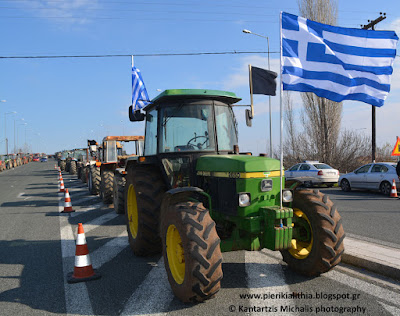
[281,12,398,107]
[132,64,150,110]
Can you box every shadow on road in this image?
[0,239,66,314]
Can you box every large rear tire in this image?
[80,166,87,183]
[161,201,223,303]
[113,173,126,214]
[280,189,345,277]
[125,165,166,256]
[88,166,100,195]
[69,161,77,175]
[101,169,114,204]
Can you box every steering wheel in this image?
[186,135,209,150]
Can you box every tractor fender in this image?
[161,187,212,214]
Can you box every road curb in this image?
[341,237,400,281]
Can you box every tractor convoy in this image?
[57,89,345,303]
[0,153,35,172]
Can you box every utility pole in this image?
[361,12,386,163]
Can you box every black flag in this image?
[251,66,277,96]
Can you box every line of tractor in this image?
[55,89,345,303]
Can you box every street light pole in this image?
[242,29,273,157]
[4,111,16,155]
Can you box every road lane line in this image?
[82,211,119,233]
[326,269,400,307]
[59,193,94,315]
[71,196,99,205]
[69,203,103,218]
[245,251,296,316]
[121,257,172,316]
[91,232,128,269]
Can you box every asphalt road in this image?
[318,187,400,248]
[0,161,399,315]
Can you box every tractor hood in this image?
[196,155,281,173]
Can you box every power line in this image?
[0,51,280,59]
[0,51,398,59]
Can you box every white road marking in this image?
[81,211,119,233]
[326,269,400,306]
[17,192,30,200]
[91,232,128,269]
[69,203,103,218]
[121,258,172,316]
[70,195,99,206]
[245,251,297,316]
[59,193,94,315]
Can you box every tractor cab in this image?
[131,89,242,188]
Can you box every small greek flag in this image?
[132,64,150,110]
[281,12,398,107]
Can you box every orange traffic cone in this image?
[62,189,75,213]
[54,164,57,169]
[59,178,65,193]
[67,223,101,283]
[390,179,398,198]
[58,172,63,182]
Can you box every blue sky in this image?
[1,0,400,155]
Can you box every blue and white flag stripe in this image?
[132,65,150,111]
[281,12,399,107]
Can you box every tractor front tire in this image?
[280,189,345,277]
[125,165,166,256]
[161,201,223,303]
[88,166,100,195]
[60,160,66,171]
[113,174,126,214]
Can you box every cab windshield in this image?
[160,104,216,153]
[159,104,237,153]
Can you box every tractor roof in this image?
[102,136,144,142]
[150,89,242,105]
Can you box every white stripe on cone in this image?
[75,254,92,268]
[76,234,86,246]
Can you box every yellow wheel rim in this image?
[127,184,138,238]
[289,209,313,259]
[166,224,185,284]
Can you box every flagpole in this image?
[279,11,283,210]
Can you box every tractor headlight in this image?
[282,190,293,202]
[238,192,251,207]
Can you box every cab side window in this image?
[299,164,311,171]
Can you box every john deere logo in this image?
[261,179,273,192]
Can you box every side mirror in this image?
[245,109,253,127]
[129,106,145,122]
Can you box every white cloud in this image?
[390,17,400,37]
[23,0,100,24]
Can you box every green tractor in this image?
[124,89,345,303]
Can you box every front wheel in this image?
[161,201,223,303]
[280,189,345,277]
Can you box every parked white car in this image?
[286,161,340,187]
[339,162,400,196]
